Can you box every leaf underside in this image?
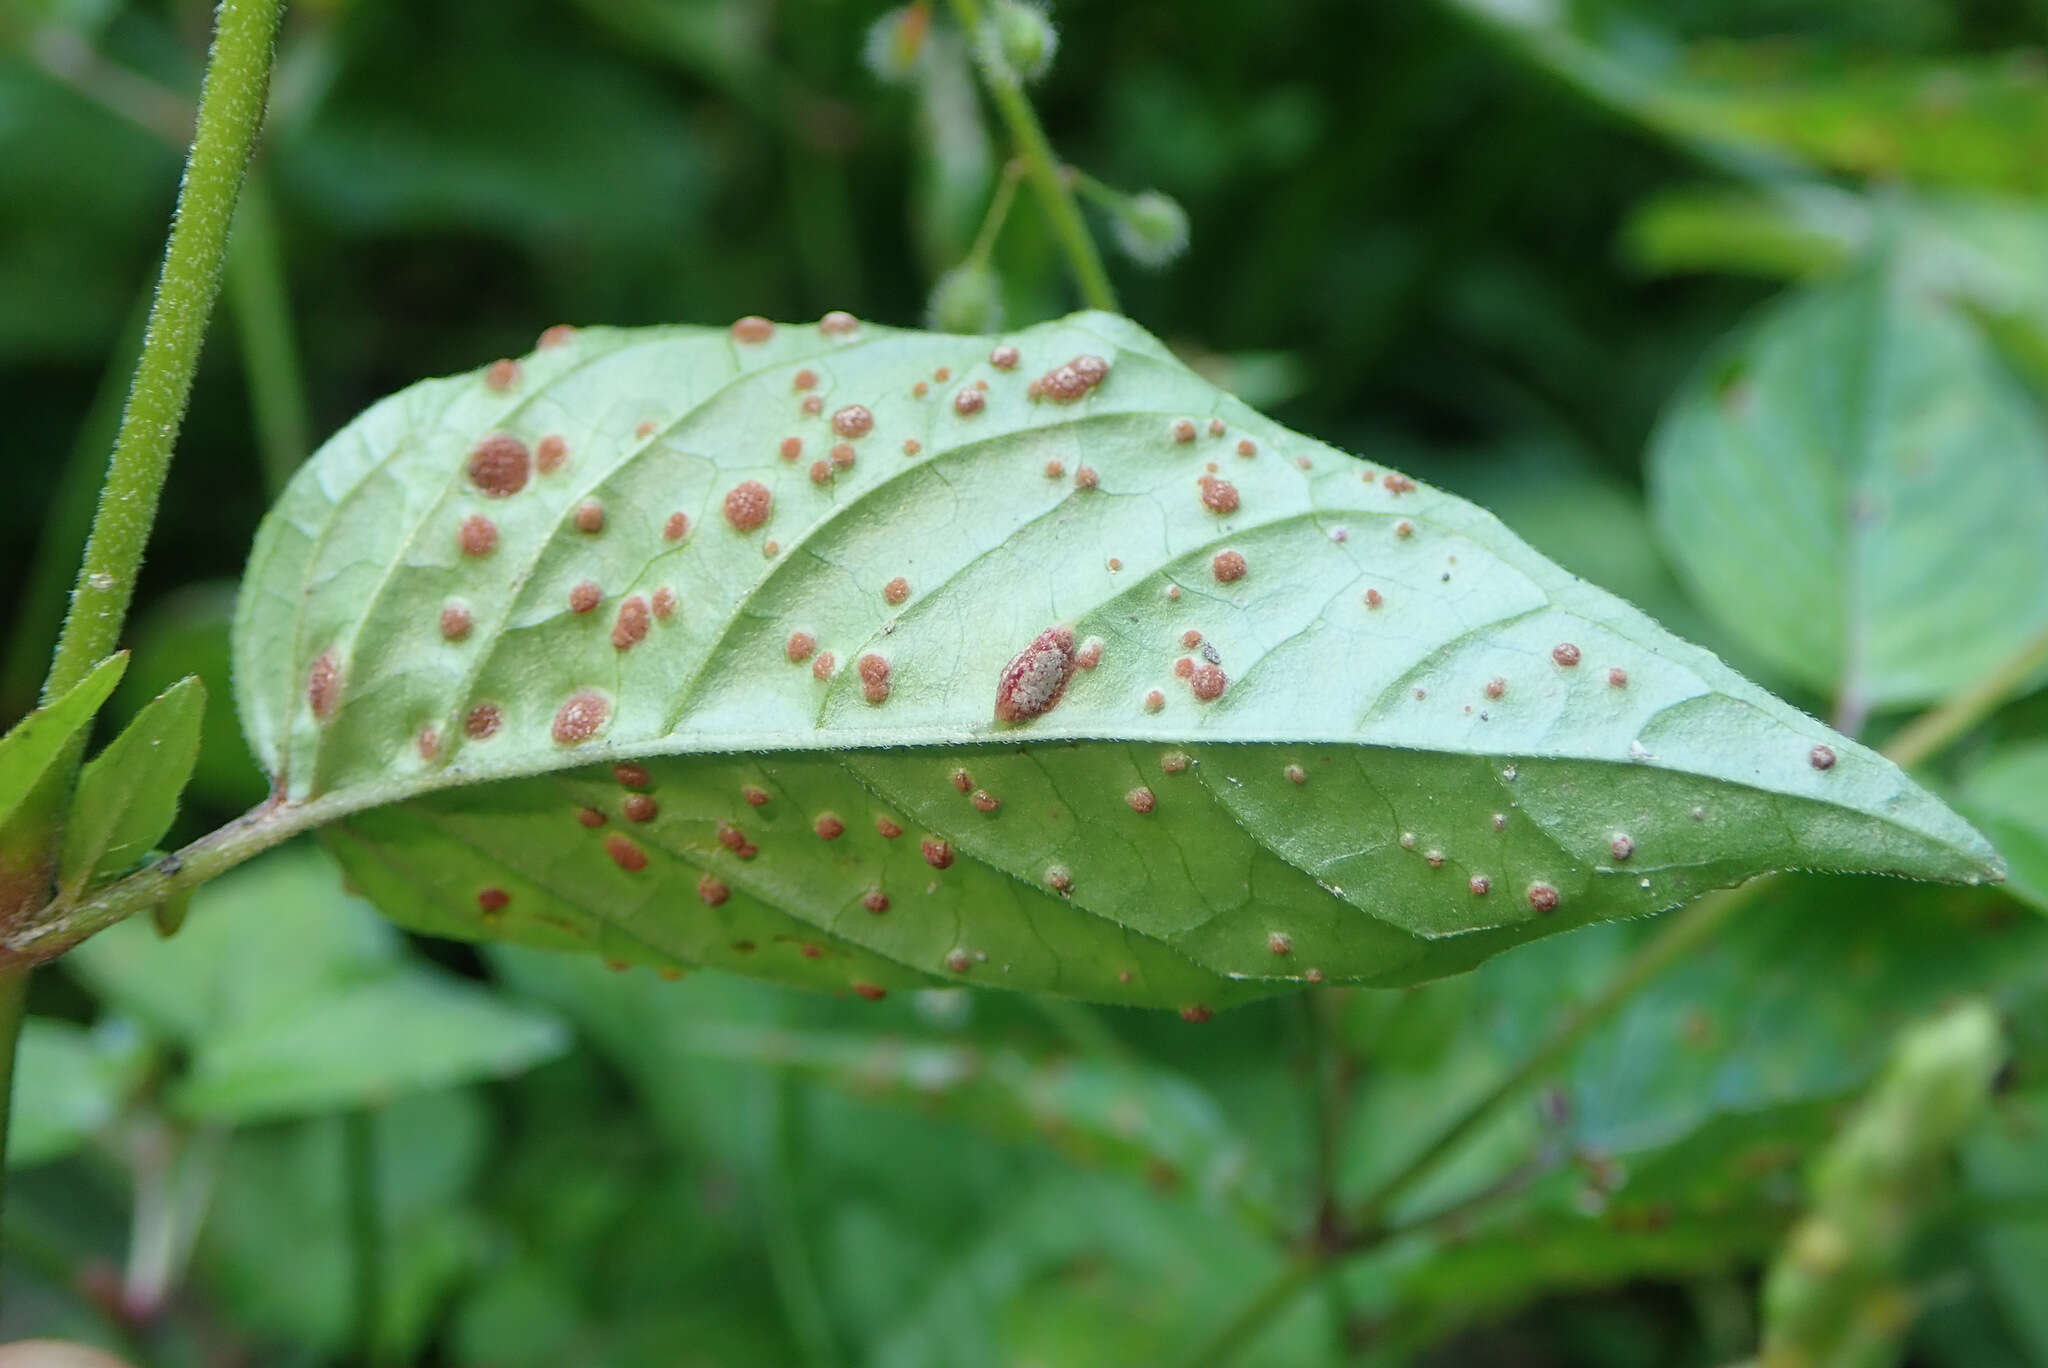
[233,312,1997,1012]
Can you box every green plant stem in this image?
[345,1109,385,1367]
[765,1077,840,1368]
[963,157,1024,269]
[1187,1254,1326,1368]
[43,0,284,708]
[226,166,311,498]
[1884,621,2048,769]
[943,0,1117,311]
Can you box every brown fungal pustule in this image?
[852,983,888,1002]
[951,767,974,793]
[307,651,341,720]
[1074,466,1099,490]
[731,315,774,343]
[786,631,816,663]
[831,405,874,438]
[577,807,605,828]
[1285,763,1307,785]
[903,439,922,456]
[820,310,859,335]
[1484,677,1507,700]
[946,949,973,972]
[636,420,657,440]
[1212,550,1247,583]
[569,581,602,614]
[414,728,441,763]
[467,434,530,497]
[440,603,472,641]
[883,576,910,605]
[663,512,689,541]
[933,366,951,383]
[723,481,772,531]
[913,381,929,399]
[831,442,856,469]
[1075,638,1103,670]
[809,460,833,485]
[780,436,803,461]
[1492,812,1508,832]
[1044,865,1072,893]
[990,344,1020,369]
[697,874,729,906]
[1207,418,1226,437]
[1383,473,1416,494]
[1180,1005,1212,1024]
[1527,883,1561,914]
[1610,833,1635,861]
[536,434,568,474]
[812,651,836,680]
[651,586,677,620]
[858,653,892,703]
[799,943,819,957]
[612,596,650,650]
[464,703,501,739]
[1394,520,1414,539]
[1182,630,1205,650]
[1126,786,1156,814]
[1189,663,1228,700]
[605,834,647,872]
[1364,588,1384,609]
[485,359,521,392]
[1469,875,1491,896]
[1295,456,1313,470]
[551,690,610,745]
[1607,667,1629,689]
[922,837,954,869]
[1425,849,1446,869]
[743,786,770,807]
[970,789,1000,814]
[876,816,904,838]
[1172,418,1197,444]
[1198,476,1239,514]
[1553,642,1582,667]
[814,813,845,840]
[794,368,818,391]
[1161,750,1191,774]
[1144,689,1165,712]
[1036,354,1110,403]
[1045,459,1066,479]
[802,395,823,415]
[953,387,985,416]
[1174,657,1194,678]
[1236,439,1257,458]
[994,624,1078,723]
[717,822,748,852]
[862,889,890,914]
[1809,744,1837,771]
[1267,932,1293,956]
[575,500,605,534]
[538,324,577,349]
[623,794,658,822]
[614,762,651,788]
[1165,584,1181,600]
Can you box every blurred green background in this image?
[5,0,2048,1364]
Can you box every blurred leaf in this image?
[1960,1089,2048,1362]
[5,1016,146,1169]
[172,975,567,1125]
[103,581,269,813]
[239,313,1994,1015]
[673,1024,1270,1213]
[196,1088,491,1361]
[1649,260,2048,711]
[1957,741,2048,915]
[58,674,202,898]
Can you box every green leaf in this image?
[171,975,567,1124]
[1649,264,2048,713]
[1958,742,2048,915]
[234,312,1997,1011]
[5,1016,147,1168]
[58,674,204,898]
[0,650,126,921]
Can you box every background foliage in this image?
[4,0,2048,1363]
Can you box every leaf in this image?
[57,674,203,898]
[5,1016,147,1168]
[0,650,126,922]
[1649,263,2048,712]
[107,580,270,810]
[233,312,1997,1010]
[1958,742,2048,915]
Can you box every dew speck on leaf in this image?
[536,435,567,474]
[307,651,341,721]
[698,874,729,906]
[551,690,610,745]
[624,794,658,822]
[1399,832,1417,850]
[1127,787,1156,814]
[605,834,647,872]
[1810,744,1837,771]
[1212,550,1247,582]
[723,481,772,532]
[1199,477,1239,514]
[464,703,501,739]
[831,405,874,438]
[815,813,845,840]
[994,625,1078,723]
[731,315,774,343]
[922,838,954,869]
[663,512,689,542]
[858,653,892,703]
[1553,642,1582,667]
[467,434,530,497]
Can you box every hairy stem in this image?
[944,0,1117,311]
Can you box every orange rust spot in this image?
[464,703,501,739]
[536,434,568,474]
[1144,689,1165,712]
[922,838,953,869]
[990,344,1020,369]
[1174,657,1194,679]
[1074,466,1098,490]
[831,405,874,439]
[780,436,803,461]
[970,790,999,813]
[468,434,530,496]
[863,889,890,914]
[793,368,818,391]
[551,690,609,745]
[605,834,647,871]
[1126,787,1156,814]
[1236,439,1257,458]
[485,359,521,392]
[614,763,651,788]
[663,512,689,541]
[1172,419,1197,443]
[953,387,984,416]
[1180,1005,1212,1024]
[995,625,1077,723]
[577,807,606,828]
[1553,643,1581,667]
[1212,550,1246,582]
[623,794,658,822]
[575,500,605,534]
[651,586,676,620]
[537,324,577,349]
[875,815,904,838]
[731,315,774,343]
[858,653,892,703]
[440,603,472,641]
[786,631,817,663]
[1810,745,1836,771]
[1607,667,1629,689]
[902,438,923,456]
[307,651,341,721]
[478,888,510,912]
[1198,476,1239,514]
[810,460,833,486]
[416,728,441,761]
[698,874,729,906]
[831,441,856,470]
[723,481,772,532]
[743,786,770,807]
[819,310,859,335]
[852,983,887,1001]
[814,813,845,840]
[569,581,601,614]
[811,651,836,680]
[1527,883,1560,914]
[1189,664,1227,700]
[883,577,910,605]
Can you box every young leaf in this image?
[1649,264,2048,712]
[233,312,1998,1010]
[58,674,204,898]
[0,650,126,922]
